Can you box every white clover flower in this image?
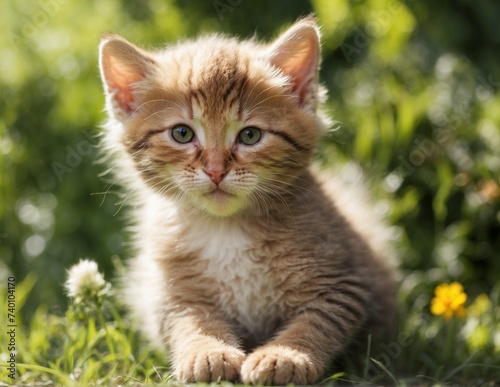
[65,259,107,301]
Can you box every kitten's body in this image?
[99,18,395,385]
[128,171,393,344]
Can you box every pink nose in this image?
[203,169,226,185]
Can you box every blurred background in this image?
[1,0,499,319]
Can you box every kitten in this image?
[98,17,395,385]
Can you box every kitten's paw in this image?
[175,346,245,383]
[241,345,318,385]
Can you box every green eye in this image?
[238,127,262,146]
[171,125,195,144]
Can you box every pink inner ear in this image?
[106,57,144,113]
[100,38,151,115]
[269,23,320,108]
[281,43,317,101]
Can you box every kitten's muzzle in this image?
[203,168,227,185]
[204,187,234,198]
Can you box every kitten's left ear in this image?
[99,34,157,121]
[268,17,321,110]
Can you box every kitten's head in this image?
[99,17,327,217]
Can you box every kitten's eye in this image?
[171,125,195,144]
[237,127,262,146]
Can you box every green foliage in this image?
[1,267,499,385]
[0,270,169,385]
[1,0,499,384]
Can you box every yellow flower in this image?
[430,282,467,320]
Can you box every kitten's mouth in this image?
[204,188,235,200]
[199,187,242,216]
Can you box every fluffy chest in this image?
[185,219,278,333]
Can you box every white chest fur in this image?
[184,218,278,339]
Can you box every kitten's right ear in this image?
[268,17,321,111]
[99,35,157,120]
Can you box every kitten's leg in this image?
[167,314,246,383]
[241,308,364,385]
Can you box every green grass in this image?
[1,0,500,385]
[1,268,499,386]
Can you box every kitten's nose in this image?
[203,168,227,185]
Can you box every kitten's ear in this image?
[268,17,321,110]
[99,35,157,120]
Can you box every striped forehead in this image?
[182,53,247,147]
[187,50,248,124]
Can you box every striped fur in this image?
[99,17,395,385]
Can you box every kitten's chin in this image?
[192,188,247,217]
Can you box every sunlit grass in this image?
[1,269,499,385]
[1,1,500,385]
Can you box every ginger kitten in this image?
[98,17,395,385]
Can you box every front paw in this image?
[241,345,319,385]
[175,345,246,383]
